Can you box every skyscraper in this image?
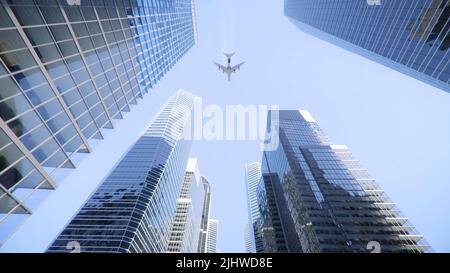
[258,109,430,253]
[256,173,288,253]
[285,0,449,93]
[206,219,218,253]
[244,223,252,253]
[245,162,263,253]
[48,90,197,253]
[167,158,212,253]
[0,0,198,244]
[198,176,212,253]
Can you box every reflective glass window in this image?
[15,168,45,189]
[0,49,37,72]
[0,30,27,52]
[38,5,65,24]
[1,156,36,189]
[0,128,11,150]
[25,83,54,106]
[0,76,21,101]
[0,6,13,28]
[8,110,42,139]
[36,98,62,121]
[0,143,23,174]
[54,75,75,93]
[58,41,78,57]
[64,6,83,22]
[80,6,96,21]
[13,68,46,91]
[46,111,70,133]
[24,27,53,46]
[35,44,61,63]
[49,25,72,41]
[45,61,70,79]
[20,125,50,151]
[31,138,59,164]
[0,93,30,121]
[10,5,45,26]
[72,23,89,38]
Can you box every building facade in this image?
[258,109,430,253]
[206,219,218,253]
[244,223,252,253]
[197,176,211,253]
[0,0,198,244]
[256,173,288,253]
[47,90,197,253]
[244,162,263,253]
[285,0,449,93]
[167,158,212,253]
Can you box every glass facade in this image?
[0,0,197,244]
[47,91,197,253]
[256,173,288,253]
[285,0,449,93]
[258,110,430,253]
[167,158,211,253]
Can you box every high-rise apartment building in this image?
[258,109,430,253]
[206,219,218,253]
[167,158,212,253]
[0,0,198,244]
[285,0,449,93]
[47,90,197,252]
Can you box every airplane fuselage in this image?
[214,52,245,81]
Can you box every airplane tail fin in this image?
[224,52,235,59]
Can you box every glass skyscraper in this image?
[256,173,288,253]
[258,109,430,253]
[47,90,197,253]
[167,158,212,253]
[285,0,449,93]
[0,0,197,244]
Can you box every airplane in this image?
[214,52,245,81]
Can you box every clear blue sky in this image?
[3,0,450,253]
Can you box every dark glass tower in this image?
[47,91,196,253]
[259,110,430,253]
[285,0,449,93]
[0,0,197,244]
[256,173,288,253]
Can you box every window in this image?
[24,27,53,46]
[0,30,27,52]
[11,5,45,26]
[0,76,21,101]
[38,5,65,24]
[1,49,37,73]
[35,44,61,63]
[0,6,13,28]
[0,93,30,121]
[49,25,72,42]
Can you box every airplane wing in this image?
[214,62,227,73]
[230,62,245,73]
